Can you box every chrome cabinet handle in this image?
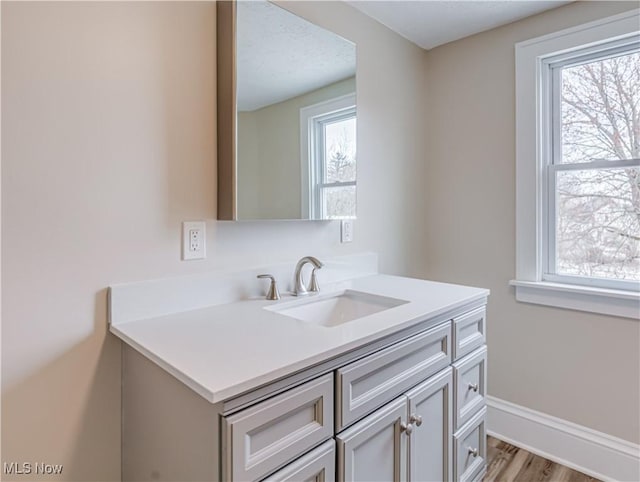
[468,447,479,457]
[468,383,479,392]
[400,422,414,435]
[409,414,423,426]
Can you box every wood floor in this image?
[482,436,601,482]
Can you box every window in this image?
[544,45,640,290]
[513,10,640,318]
[300,94,356,220]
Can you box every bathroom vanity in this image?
[109,255,489,481]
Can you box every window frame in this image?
[300,94,357,220]
[512,9,640,319]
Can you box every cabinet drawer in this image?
[452,308,486,360]
[453,346,487,431]
[263,439,335,482]
[453,408,486,482]
[336,322,451,431]
[222,373,334,482]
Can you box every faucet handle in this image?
[257,274,280,301]
[308,268,320,293]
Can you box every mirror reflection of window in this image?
[233,1,356,221]
[307,101,356,219]
[300,93,356,220]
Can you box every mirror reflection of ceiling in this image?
[348,1,572,50]
[236,1,356,112]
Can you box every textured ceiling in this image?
[237,1,356,111]
[237,0,572,110]
[348,1,573,50]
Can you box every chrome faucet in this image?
[293,256,324,296]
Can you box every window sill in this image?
[509,280,639,320]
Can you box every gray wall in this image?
[424,1,639,444]
[1,2,429,479]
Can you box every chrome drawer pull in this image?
[400,422,414,435]
[409,414,423,426]
[468,383,479,392]
[468,447,479,457]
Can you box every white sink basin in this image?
[266,290,409,327]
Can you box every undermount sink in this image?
[265,290,409,327]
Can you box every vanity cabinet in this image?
[220,308,486,482]
[120,300,488,482]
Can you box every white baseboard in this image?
[486,396,640,482]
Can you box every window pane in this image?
[324,116,356,183]
[561,51,640,163]
[556,167,640,280]
[322,185,355,219]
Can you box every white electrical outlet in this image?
[341,219,354,243]
[182,221,206,260]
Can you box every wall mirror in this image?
[217,1,357,221]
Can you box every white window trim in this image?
[299,93,356,219]
[513,9,640,319]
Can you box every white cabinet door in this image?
[336,397,408,482]
[406,368,453,482]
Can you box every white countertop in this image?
[110,273,489,404]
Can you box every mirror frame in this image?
[217,0,236,220]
